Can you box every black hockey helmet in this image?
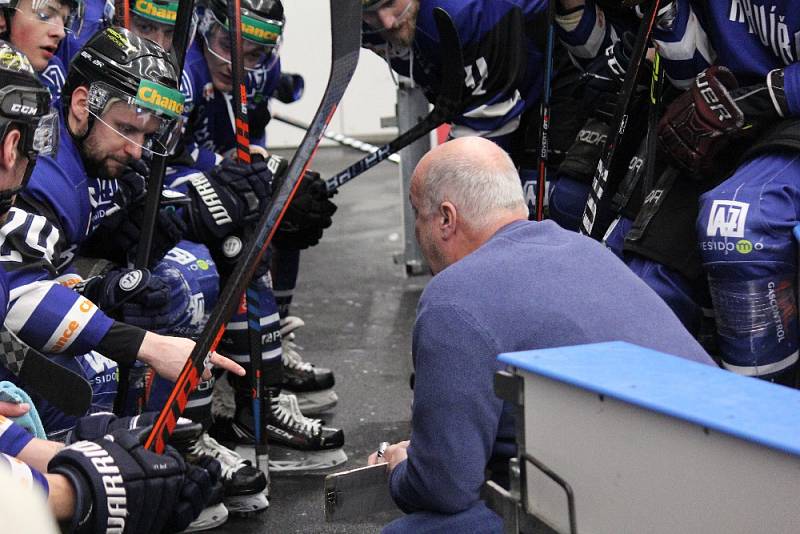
[63,26,185,156]
[199,0,283,70]
[0,40,58,204]
[0,0,85,37]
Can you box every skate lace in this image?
[275,394,322,435]
[280,316,314,372]
[189,433,249,480]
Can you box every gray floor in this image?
[218,146,430,533]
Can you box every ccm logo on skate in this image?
[190,174,234,226]
[68,441,127,532]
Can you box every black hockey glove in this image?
[274,72,305,104]
[273,168,338,250]
[557,117,611,184]
[49,429,221,534]
[578,32,637,121]
[76,267,186,332]
[184,157,275,243]
[89,161,188,267]
[66,411,203,450]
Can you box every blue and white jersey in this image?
[0,107,115,356]
[180,40,281,172]
[38,56,67,106]
[0,415,49,495]
[363,0,548,147]
[56,0,112,65]
[563,1,800,115]
[652,0,800,114]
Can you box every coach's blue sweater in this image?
[389,220,713,514]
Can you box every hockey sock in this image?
[270,247,300,319]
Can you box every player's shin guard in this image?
[709,274,799,385]
[271,247,301,319]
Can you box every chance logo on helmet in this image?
[133,0,178,23]
[135,79,185,118]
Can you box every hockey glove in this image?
[76,266,188,332]
[66,411,203,450]
[274,72,305,104]
[658,66,749,178]
[579,32,637,121]
[48,429,221,534]
[90,162,188,267]
[273,169,338,250]
[184,157,275,242]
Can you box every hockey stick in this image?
[535,0,557,222]
[145,0,362,453]
[224,0,269,475]
[579,0,662,239]
[272,112,400,164]
[114,0,197,414]
[0,329,92,417]
[324,7,463,194]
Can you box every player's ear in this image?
[439,201,457,238]
[69,86,91,134]
[0,129,21,172]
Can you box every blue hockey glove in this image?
[49,428,221,534]
[76,266,189,332]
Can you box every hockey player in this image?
[551,1,800,383]
[0,27,277,517]
[649,0,800,383]
[361,0,581,216]
[0,406,225,532]
[0,41,224,534]
[0,0,82,99]
[164,0,344,465]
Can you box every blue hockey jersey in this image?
[0,106,116,357]
[363,0,548,148]
[180,40,281,172]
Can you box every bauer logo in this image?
[706,200,749,238]
[136,79,185,118]
[119,270,143,291]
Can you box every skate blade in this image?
[281,388,338,415]
[225,492,269,516]
[180,502,229,532]
[235,444,348,475]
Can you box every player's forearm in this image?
[46,472,76,521]
[17,437,63,473]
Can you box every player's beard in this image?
[79,129,130,179]
[385,0,419,49]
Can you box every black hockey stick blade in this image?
[145,0,362,453]
[0,329,91,417]
[579,0,662,239]
[325,6,464,193]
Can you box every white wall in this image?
[267,1,399,148]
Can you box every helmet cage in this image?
[85,80,184,157]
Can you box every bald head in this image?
[411,136,527,231]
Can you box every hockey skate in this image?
[279,316,338,415]
[184,432,269,515]
[211,389,348,475]
[181,501,229,532]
